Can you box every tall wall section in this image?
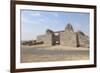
[60,24,77,47]
[77,31,89,48]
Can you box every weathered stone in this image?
[46,29,54,34]
[60,24,77,47]
[65,23,74,32]
[76,31,89,48]
[37,34,53,46]
[35,23,89,48]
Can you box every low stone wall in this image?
[37,34,53,46]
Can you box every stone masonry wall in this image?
[36,23,89,48]
[37,34,53,46]
[60,24,77,47]
[77,31,89,48]
[60,31,77,47]
[37,29,54,46]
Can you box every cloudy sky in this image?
[21,10,90,41]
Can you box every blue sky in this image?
[21,10,90,41]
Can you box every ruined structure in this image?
[60,23,77,47]
[76,31,89,48]
[36,23,89,48]
[37,29,54,46]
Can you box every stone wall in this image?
[60,24,77,47]
[60,32,77,47]
[37,29,54,46]
[76,31,89,48]
[37,34,53,46]
[35,23,89,48]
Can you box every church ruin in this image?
[35,23,89,48]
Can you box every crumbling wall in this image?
[60,31,77,47]
[60,24,77,47]
[36,23,89,48]
[37,29,54,46]
[37,34,52,46]
[77,31,89,48]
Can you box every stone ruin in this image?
[35,23,89,48]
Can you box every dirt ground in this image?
[21,45,89,63]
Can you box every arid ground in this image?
[21,45,89,63]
